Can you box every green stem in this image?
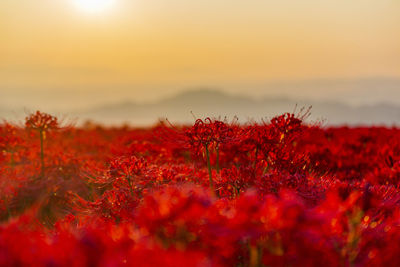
[126,175,135,197]
[216,145,220,173]
[205,145,214,191]
[40,129,45,177]
[4,197,11,219]
[249,243,263,267]
[10,150,15,167]
[253,146,259,170]
[229,182,240,198]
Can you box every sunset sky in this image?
[1,0,400,110]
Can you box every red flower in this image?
[25,111,59,132]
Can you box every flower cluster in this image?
[0,111,400,266]
[25,111,59,132]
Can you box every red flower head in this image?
[25,111,59,132]
[184,118,233,154]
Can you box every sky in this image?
[1,0,400,111]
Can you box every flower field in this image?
[1,110,400,266]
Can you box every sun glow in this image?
[73,0,115,14]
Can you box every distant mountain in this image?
[2,77,400,113]
[252,77,400,106]
[73,89,400,126]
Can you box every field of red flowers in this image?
[1,110,400,266]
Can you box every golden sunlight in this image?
[72,0,115,14]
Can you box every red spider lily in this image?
[2,111,400,265]
[108,156,149,195]
[25,111,59,132]
[160,118,234,193]
[25,111,59,177]
[0,122,24,166]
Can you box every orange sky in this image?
[1,0,400,106]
